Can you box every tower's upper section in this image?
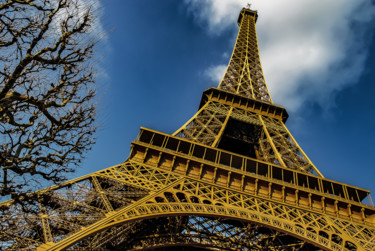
[218,7,272,104]
[237,7,258,25]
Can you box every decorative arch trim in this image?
[39,202,345,251]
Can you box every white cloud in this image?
[184,0,375,112]
[184,0,244,34]
[204,64,227,83]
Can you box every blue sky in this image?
[77,0,375,204]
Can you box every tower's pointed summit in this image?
[218,6,272,103]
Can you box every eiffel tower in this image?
[1,6,375,251]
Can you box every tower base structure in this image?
[1,126,374,250]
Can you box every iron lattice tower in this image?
[1,7,375,251]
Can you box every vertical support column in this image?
[241,175,245,191]
[295,190,299,206]
[334,200,339,217]
[171,156,176,171]
[40,214,53,243]
[38,197,52,244]
[361,208,366,223]
[348,204,352,220]
[212,108,233,147]
[227,171,232,187]
[157,152,163,167]
[258,115,286,167]
[268,183,272,199]
[199,164,204,179]
[213,167,218,183]
[185,160,190,176]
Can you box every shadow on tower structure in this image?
[1,6,375,251]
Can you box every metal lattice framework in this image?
[218,9,271,102]
[1,6,375,251]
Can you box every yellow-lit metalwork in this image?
[218,9,272,103]
[1,6,375,251]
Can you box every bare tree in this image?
[0,0,100,203]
